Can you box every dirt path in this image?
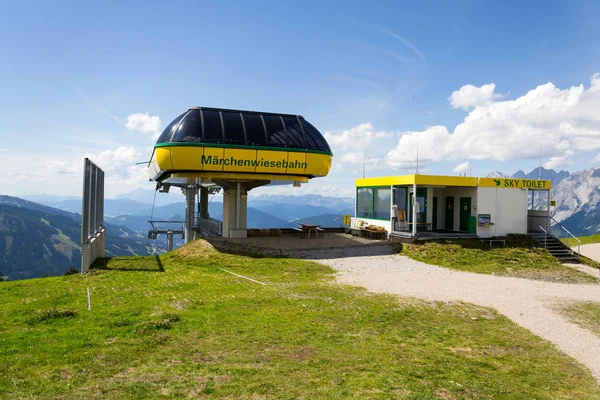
[294,246,600,383]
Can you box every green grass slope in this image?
[401,235,597,283]
[1,240,599,399]
[557,301,600,338]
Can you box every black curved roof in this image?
[155,107,332,155]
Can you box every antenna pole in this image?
[363,146,366,178]
[416,131,419,174]
[538,134,543,180]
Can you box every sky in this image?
[1,0,600,199]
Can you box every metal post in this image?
[166,231,174,252]
[235,182,241,230]
[412,183,417,237]
[184,186,196,244]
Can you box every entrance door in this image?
[409,189,427,230]
[459,197,472,232]
[432,197,438,230]
[445,197,454,231]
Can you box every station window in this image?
[301,120,331,153]
[242,113,267,146]
[374,188,391,220]
[156,111,187,143]
[281,116,306,149]
[222,111,246,145]
[263,115,287,147]
[172,109,203,142]
[202,110,224,143]
[356,188,373,219]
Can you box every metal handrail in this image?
[551,216,581,259]
[538,225,548,249]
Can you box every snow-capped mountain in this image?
[551,167,600,236]
[486,167,570,187]
[486,171,509,178]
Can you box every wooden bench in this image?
[316,227,325,238]
[292,227,304,237]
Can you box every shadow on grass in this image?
[92,256,165,272]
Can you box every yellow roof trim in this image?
[356,174,552,189]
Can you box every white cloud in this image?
[452,162,470,174]
[386,73,600,170]
[594,153,600,164]
[84,146,142,176]
[385,125,450,169]
[126,113,162,140]
[448,83,501,110]
[0,148,7,152]
[544,150,575,169]
[324,123,394,151]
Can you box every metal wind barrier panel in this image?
[81,158,105,274]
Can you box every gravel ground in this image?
[577,243,600,264]
[295,246,600,383]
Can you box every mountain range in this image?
[5,165,599,281]
[487,167,599,237]
[0,196,163,281]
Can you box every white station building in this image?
[353,174,553,239]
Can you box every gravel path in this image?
[577,243,600,264]
[294,246,600,382]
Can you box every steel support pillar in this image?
[199,186,209,219]
[166,230,174,252]
[184,185,197,244]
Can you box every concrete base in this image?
[81,228,106,275]
[229,229,248,238]
[222,186,248,238]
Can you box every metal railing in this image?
[538,225,548,248]
[197,215,223,237]
[551,216,581,260]
[147,220,185,239]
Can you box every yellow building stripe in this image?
[356,174,552,189]
[151,145,331,181]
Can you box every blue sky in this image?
[1,0,599,198]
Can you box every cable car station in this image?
[147,106,332,241]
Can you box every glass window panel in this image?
[156,112,187,143]
[301,120,331,153]
[282,116,305,148]
[356,188,373,219]
[172,109,203,142]
[242,113,267,146]
[222,111,245,144]
[202,110,223,143]
[263,115,287,147]
[533,190,548,210]
[374,188,391,220]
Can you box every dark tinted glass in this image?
[242,114,267,145]
[172,109,203,142]
[156,112,187,143]
[222,111,245,144]
[281,116,305,148]
[202,110,224,143]
[301,120,330,152]
[263,115,286,147]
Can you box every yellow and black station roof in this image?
[149,107,333,183]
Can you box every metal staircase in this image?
[529,230,580,264]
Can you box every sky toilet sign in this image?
[481,178,552,189]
